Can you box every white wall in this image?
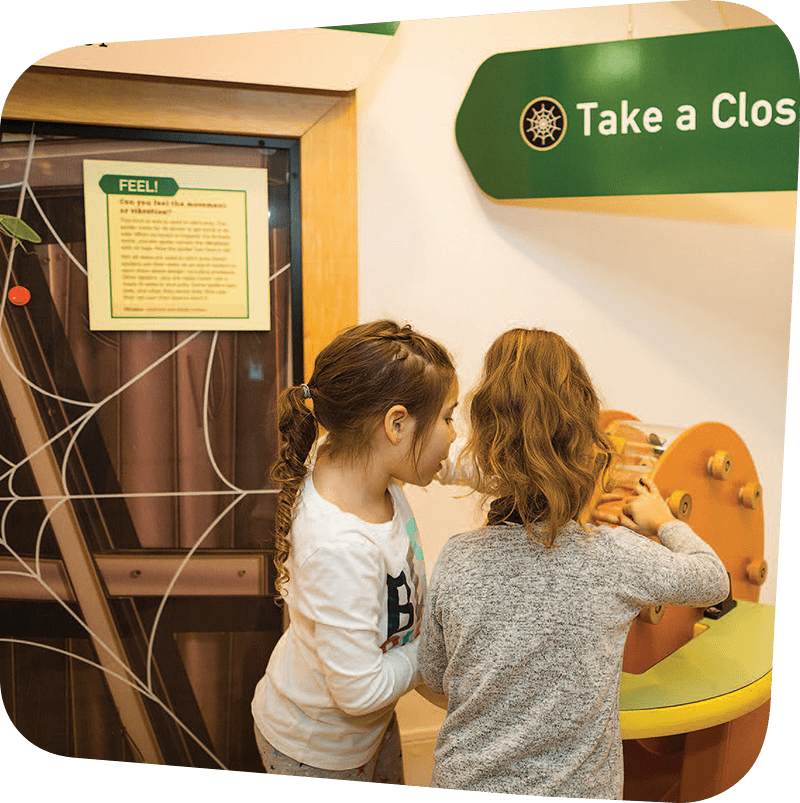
[357,1,794,608]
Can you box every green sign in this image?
[99,175,180,196]
[455,25,800,198]
[322,22,400,36]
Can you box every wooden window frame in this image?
[3,65,359,378]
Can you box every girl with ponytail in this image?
[252,320,458,783]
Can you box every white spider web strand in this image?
[201,331,242,493]
[1,407,100,491]
[26,185,88,276]
[0,496,70,599]
[0,129,35,303]
[0,273,96,409]
[33,495,67,580]
[271,262,291,281]
[2,128,288,769]
[1,489,242,770]
[0,495,19,548]
[0,526,143,684]
[1,486,260,768]
[2,330,203,496]
[54,331,200,495]
[0,570,40,580]
[0,637,148,694]
[2,135,94,411]
[0,505,156,747]
[0,330,252,700]
[59,409,100,499]
[145,492,246,692]
[0,638,229,770]
[15,129,34,219]
[0,327,96,409]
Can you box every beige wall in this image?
[354,2,797,787]
[358,1,790,599]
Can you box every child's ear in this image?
[384,405,411,446]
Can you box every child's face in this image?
[397,380,459,487]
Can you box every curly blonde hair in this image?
[270,320,455,598]
[464,328,613,547]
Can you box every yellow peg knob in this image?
[667,491,692,521]
[639,604,665,625]
[746,560,768,586]
[739,482,762,510]
[708,450,733,480]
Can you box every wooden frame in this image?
[3,66,359,378]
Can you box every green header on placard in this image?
[99,175,180,196]
[322,22,400,36]
[456,25,800,198]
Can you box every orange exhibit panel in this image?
[588,413,773,802]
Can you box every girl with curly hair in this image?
[418,327,729,799]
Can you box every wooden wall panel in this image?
[3,68,345,138]
[300,94,359,379]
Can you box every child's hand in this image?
[621,477,676,538]
[593,477,676,538]
[591,492,636,529]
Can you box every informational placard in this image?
[456,25,800,199]
[84,160,270,330]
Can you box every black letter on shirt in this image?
[386,571,414,639]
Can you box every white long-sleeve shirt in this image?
[251,472,426,770]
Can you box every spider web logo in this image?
[520,97,567,151]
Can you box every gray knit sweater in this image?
[418,519,729,799]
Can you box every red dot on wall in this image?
[8,285,31,306]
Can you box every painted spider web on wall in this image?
[1,127,294,770]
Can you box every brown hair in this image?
[464,328,613,547]
[271,320,455,597]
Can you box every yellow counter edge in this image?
[620,671,771,740]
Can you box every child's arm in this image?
[297,539,421,716]
[595,478,729,608]
[315,623,420,716]
[417,569,448,695]
[415,682,448,708]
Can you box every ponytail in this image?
[270,319,455,599]
[271,385,318,598]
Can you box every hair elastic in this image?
[301,383,311,399]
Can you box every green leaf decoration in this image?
[0,214,42,244]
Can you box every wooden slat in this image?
[2,67,345,138]
[0,552,270,598]
[0,557,75,601]
[95,552,268,597]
